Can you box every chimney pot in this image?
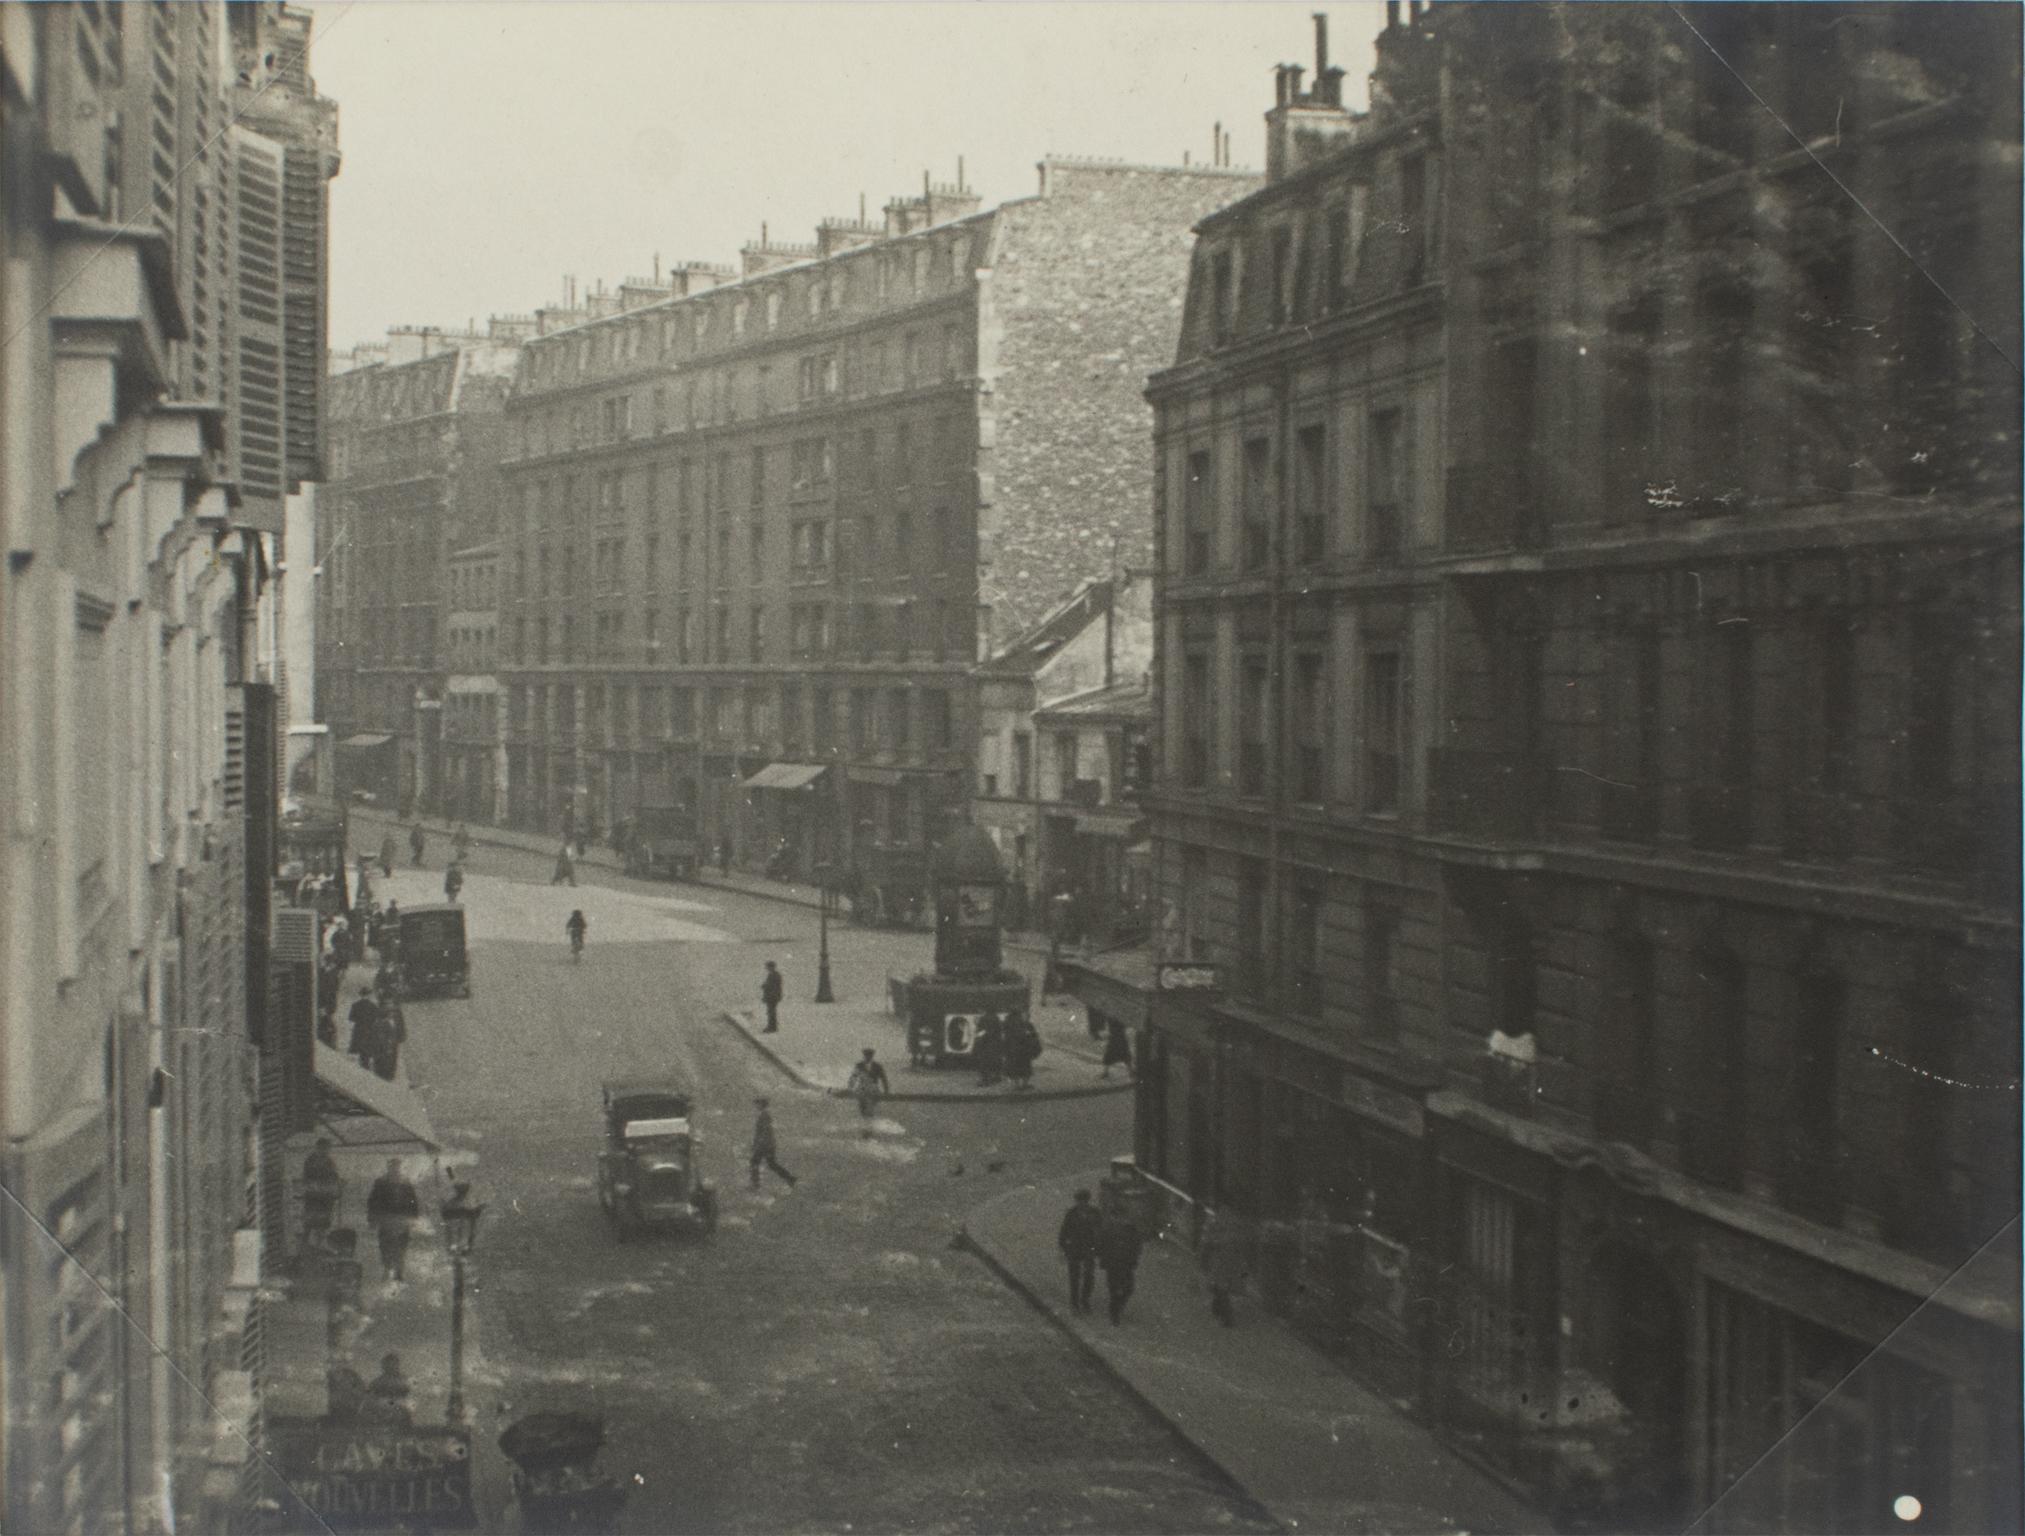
[1314,12,1328,76]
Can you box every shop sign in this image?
[1156,961,1223,993]
[265,1419,476,1530]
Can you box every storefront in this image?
[741,762,831,880]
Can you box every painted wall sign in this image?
[266,1419,477,1530]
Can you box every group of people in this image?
[971,1009,1043,1090]
[1058,1191,1253,1329]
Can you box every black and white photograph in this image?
[2,2,2019,1532]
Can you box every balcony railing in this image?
[1428,749,1541,840]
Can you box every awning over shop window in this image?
[338,733,395,750]
[743,762,830,791]
[312,1043,439,1149]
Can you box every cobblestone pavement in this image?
[373,841,1273,1534]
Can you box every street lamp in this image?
[440,1179,485,1424]
[814,862,837,1004]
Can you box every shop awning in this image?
[338,733,395,750]
[312,1043,440,1150]
[743,762,829,791]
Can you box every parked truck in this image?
[624,802,700,881]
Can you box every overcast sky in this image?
[303,2,1386,350]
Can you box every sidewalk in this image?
[721,996,1132,1103]
[963,1171,1551,1536]
[259,957,514,1531]
[341,804,1064,954]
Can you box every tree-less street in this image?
[372,835,1271,1533]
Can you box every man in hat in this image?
[847,1048,891,1134]
[760,960,785,1033]
[364,1159,420,1281]
[1057,1188,1104,1315]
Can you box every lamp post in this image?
[440,1181,484,1424]
[814,862,837,1003]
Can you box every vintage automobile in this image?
[597,1079,717,1239]
[624,802,701,881]
[396,903,471,998]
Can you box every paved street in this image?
[366,835,1272,1533]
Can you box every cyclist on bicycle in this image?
[565,909,588,960]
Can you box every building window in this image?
[1291,650,1326,802]
[1367,407,1406,559]
[888,688,911,753]
[1054,732,1079,797]
[1210,249,1234,345]
[1241,437,1272,570]
[749,606,765,661]
[1288,883,1323,1017]
[850,689,873,754]
[925,688,953,750]
[1182,652,1211,789]
[1235,857,1267,997]
[1294,425,1327,564]
[1785,968,1846,1223]
[811,686,832,750]
[1238,653,1269,797]
[1365,903,1401,1041]
[1364,650,1403,816]
[1603,299,1659,521]
[1596,933,1657,1148]
[1270,225,1295,322]
[1694,623,1755,849]
[1012,731,1032,799]
[1183,450,1213,576]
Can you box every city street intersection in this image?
[366,837,1271,1534]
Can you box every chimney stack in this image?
[957,154,965,190]
[1386,0,1400,27]
[1314,12,1328,78]
[1213,120,1222,165]
[761,221,768,245]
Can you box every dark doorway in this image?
[1580,1242,1689,1529]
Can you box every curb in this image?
[717,1012,1134,1104]
[956,1193,1285,1535]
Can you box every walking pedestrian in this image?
[974,1011,1004,1088]
[760,960,784,1033]
[443,860,464,904]
[356,852,374,903]
[847,1048,890,1135]
[346,991,381,1069]
[373,997,405,1081]
[1006,1013,1042,1090]
[1101,1018,1133,1080]
[409,822,427,867]
[1201,1206,1251,1327]
[1057,1188,1104,1315]
[379,833,396,880]
[302,1138,341,1252]
[552,842,576,886]
[1097,1208,1144,1325]
[364,1353,413,1425]
[364,1159,420,1281]
[748,1098,798,1189]
[452,822,472,862]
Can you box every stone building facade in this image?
[491,160,1254,897]
[318,329,524,812]
[1117,6,2020,1531]
[974,573,1153,932]
[2,5,335,1529]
